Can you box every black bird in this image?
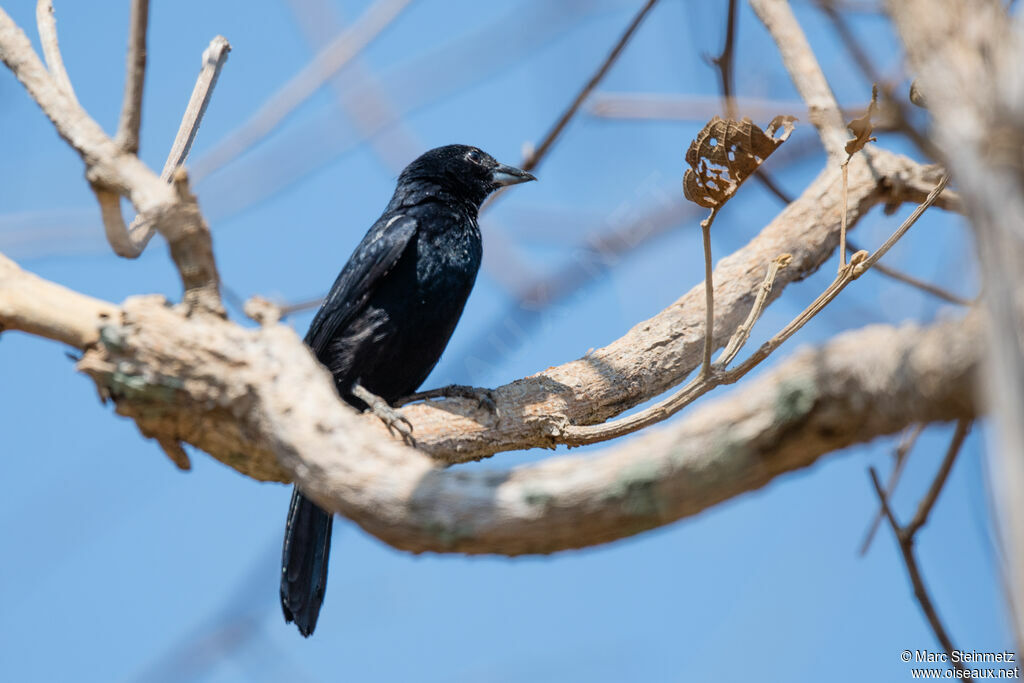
[280,144,535,636]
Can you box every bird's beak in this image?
[490,163,537,187]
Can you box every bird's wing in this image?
[304,214,418,353]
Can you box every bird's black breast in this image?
[318,200,482,404]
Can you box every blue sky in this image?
[0,1,1007,681]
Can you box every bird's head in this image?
[398,144,536,206]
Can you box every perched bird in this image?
[281,144,535,637]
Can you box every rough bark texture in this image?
[57,294,979,554]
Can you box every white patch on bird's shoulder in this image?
[384,215,405,229]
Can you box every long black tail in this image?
[281,487,334,637]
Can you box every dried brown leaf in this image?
[683,115,797,209]
[845,84,879,157]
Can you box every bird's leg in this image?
[394,384,498,416]
[351,382,415,445]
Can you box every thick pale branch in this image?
[0,240,982,555]
[0,253,118,348]
[0,149,950,469]
[0,0,980,558]
[56,293,979,554]
[140,149,950,465]
[394,151,952,464]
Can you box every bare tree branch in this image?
[847,239,972,306]
[120,35,232,256]
[820,1,936,158]
[481,0,660,214]
[560,170,948,446]
[709,0,739,119]
[114,0,149,155]
[160,36,231,181]
[906,421,971,538]
[749,0,848,159]
[279,151,950,463]
[0,252,118,348]
[0,252,983,553]
[34,0,77,105]
[868,419,973,679]
[0,152,965,481]
[518,0,659,174]
[0,8,222,312]
[860,423,923,555]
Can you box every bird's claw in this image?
[352,382,416,446]
[379,409,415,445]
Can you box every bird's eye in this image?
[466,149,483,164]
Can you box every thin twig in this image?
[115,0,149,155]
[847,239,971,306]
[116,36,231,256]
[906,420,972,537]
[561,253,791,446]
[868,420,973,681]
[860,174,949,271]
[820,2,936,158]
[839,161,849,270]
[279,295,324,317]
[560,171,949,445]
[860,423,924,555]
[700,210,718,376]
[754,170,793,204]
[715,253,792,367]
[161,36,231,180]
[479,0,660,215]
[707,0,796,209]
[708,0,739,119]
[34,0,77,104]
[193,0,413,181]
[519,0,658,173]
[869,469,968,679]
[750,0,847,159]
